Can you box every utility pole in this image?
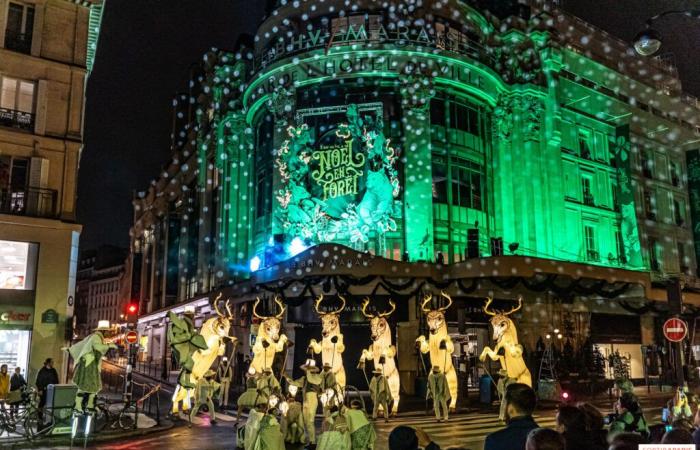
[666,277,685,387]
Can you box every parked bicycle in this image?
[0,386,57,440]
[92,395,137,432]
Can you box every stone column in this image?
[401,75,435,261]
[269,86,296,237]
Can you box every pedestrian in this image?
[608,392,649,440]
[295,359,322,446]
[483,383,539,450]
[608,432,647,450]
[426,366,450,422]
[525,428,565,450]
[217,356,233,408]
[35,358,59,410]
[388,425,440,450]
[9,367,27,417]
[0,364,10,406]
[661,427,694,444]
[555,405,603,450]
[575,402,607,449]
[189,370,220,425]
[237,368,261,423]
[369,368,392,422]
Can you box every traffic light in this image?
[127,302,138,315]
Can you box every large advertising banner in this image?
[275,103,400,245]
[614,125,643,268]
[686,149,700,274]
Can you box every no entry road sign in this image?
[663,317,688,342]
[125,330,138,345]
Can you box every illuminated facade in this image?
[130,0,700,389]
[0,0,104,382]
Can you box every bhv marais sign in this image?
[259,18,480,68]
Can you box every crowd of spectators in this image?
[388,383,698,450]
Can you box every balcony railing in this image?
[0,107,34,131]
[4,30,32,54]
[0,185,57,219]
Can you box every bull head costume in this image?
[415,291,457,410]
[308,294,346,388]
[250,296,289,374]
[360,297,400,415]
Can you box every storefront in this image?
[0,305,34,375]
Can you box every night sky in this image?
[76,0,700,251]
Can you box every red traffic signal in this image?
[127,303,138,315]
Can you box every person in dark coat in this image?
[35,358,59,409]
[556,405,604,450]
[484,383,539,450]
[9,367,27,417]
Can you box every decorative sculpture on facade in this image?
[415,291,457,410]
[359,297,400,415]
[250,296,289,374]
[170,297,236,415]
[308,294,346,388]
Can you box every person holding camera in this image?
[608,392,649,439]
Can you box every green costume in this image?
[253,413,286,450]
[68,331,116,412]
[609,410,649,437]
[296,368,322,444]
[238,374,262,410]
[317,410,351,450]
[281,399,305,446]
[217,361,233,407]
[321,368,339,416]
[368,373,392,421]
[242,408,265,450]
[168,310,208,389]
[257,371,281,405]
[189,374,220,423]
[427,369,450,421]
[345,408,376,450]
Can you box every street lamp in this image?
[633,9,700,56]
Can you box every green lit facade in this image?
[129,0,700,389]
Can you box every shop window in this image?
[0,239,38,290]
[584,225,598,261]
[4,2,34,54]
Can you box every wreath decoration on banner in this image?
[274,104,400,244]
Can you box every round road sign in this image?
[125,330,138,345]
[663,317,688,342]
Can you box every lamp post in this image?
[632,9,700,56]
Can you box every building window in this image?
[0,76,35,130]
[432,157,448,203]
[578,129,592,159]
[430,98,446,127]
[581,175,594,206]
[673,198,684,226]
[678,242,687,272]
[649,238,660,271]
[641,151,653,178]
[450,102,479,135]
[584,225,598,261]
[643,189,656,220]
[611,181,619,211]
[670,162,680,187]
[615,229,626,264]
[4,2,34,54]
[450,157,483,210]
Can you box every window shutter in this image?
[34,80,47,135]
[27,157,49,216]
[29,156,49,188]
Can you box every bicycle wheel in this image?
[92,405,110,433]
[117,406,136,430]
[22,409,51,440]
